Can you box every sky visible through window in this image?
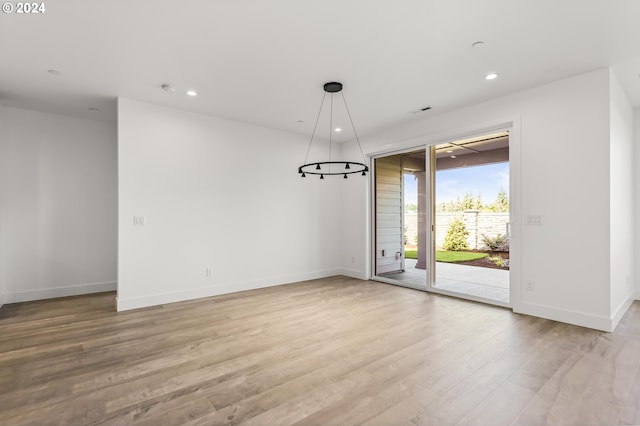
[404,162,509,205]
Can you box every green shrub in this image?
[481,234,509,251]
[442,218,469,251]
[489,255,504,267]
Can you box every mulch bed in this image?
[453,250,509,270]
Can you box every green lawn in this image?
[404,250,488,262]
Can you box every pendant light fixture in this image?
[298,82,368,179]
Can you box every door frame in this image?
[368,116,521,311]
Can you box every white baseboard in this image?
[339,268,369,281]
[635,290,640,301]
[0,292,4,309]
[116,269,343,312]
[515,302,613,332]
[611,292,636,331]
[3,281,117,304]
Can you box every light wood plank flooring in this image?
[1,277,639,425]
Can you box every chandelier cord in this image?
[341,91,367,164]
[303,92,327,165]
[329,93,333,173]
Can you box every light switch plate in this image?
[526,215,542,225]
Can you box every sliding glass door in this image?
[430,132,510,305]
[372,148,428,290]
[372,131,511,307]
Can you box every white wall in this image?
[635,108,640,300]
[342,68,619,330]
[340,141,370,280]
[0,106,117,303]
[609,70,635,327]
[0,106,4,308]
[117,98,342,310]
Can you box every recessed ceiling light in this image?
[485,73,498,80]
[334,128,342,132]
[47,69,60,76]
[446,150,453,153]
[161,84,175,93]
[88,107,99,112]
[450,155,457,159]
[186,90,197,96]
[472,41,485,48]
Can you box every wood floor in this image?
[1,277,639,426]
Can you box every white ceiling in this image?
[1,0,639,141]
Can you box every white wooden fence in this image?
[405,211,509,250]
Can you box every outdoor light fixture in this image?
[298,82,368,179]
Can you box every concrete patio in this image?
[379,258,509,303]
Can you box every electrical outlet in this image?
[133,216,146,226]
[351,256,355,264]
[205,268,213,278]
[525,281,535,291]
